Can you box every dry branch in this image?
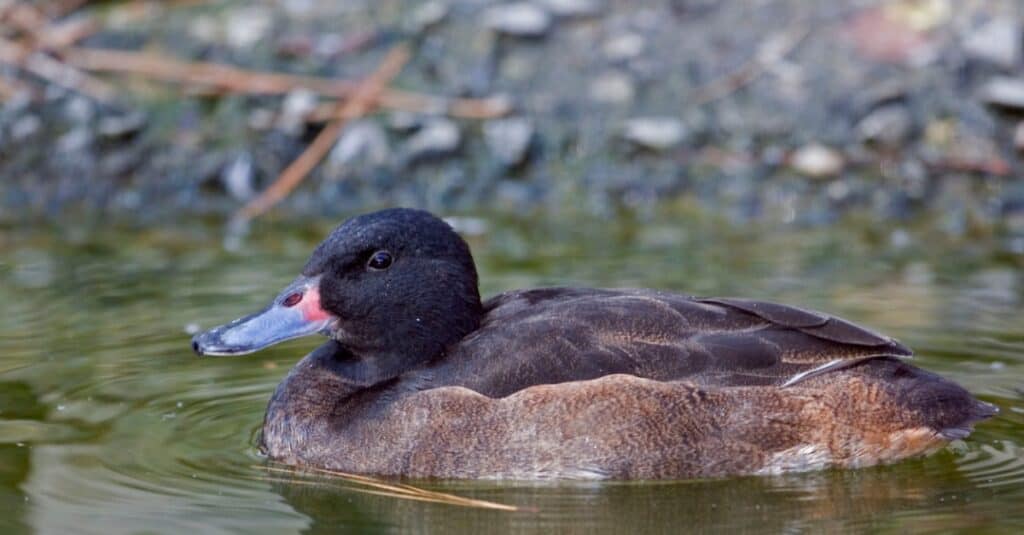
[233,45,411,223]
[690,25,810,106]
[62,47,511,119]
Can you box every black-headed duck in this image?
[192,208,995,479]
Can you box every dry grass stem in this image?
[258,464,523,512]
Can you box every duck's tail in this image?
[751,357,996,475]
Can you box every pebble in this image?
[963,19,1021,69]
[222,153,255,201]
[536,0,603,17]
[10,115,41,141]
[400,118,461,164]
[225,6,273,49]
[408,1,449,32]
[621,117,686,151]
[57,127,92,153]
[981,76,1024,110]
[589,70,636,103]
[790,143,844,178]
[98,112,145,139]
[482,3,553,37]
[278,89,318,134]
[857,105,914,147]
[483,117,535,166]
[603,32,645,62]
[329,120,390,169]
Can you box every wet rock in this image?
[408,1,449,32]
[57,128,92,154]
[10,115,41,141]
[980,76,1024,111]
[589,70,636,103]
[386,111,424,133]
[482,3,552,37]
[483,117,535,166]
[400,118,460,165]
[857,105,914,147]
[225,6,273,49]
[790,143,844,178]
[621,117,686,151]
[328,120,389,169]
[278,89,318,134]
[603,32,645,62]
[98,112,145,139]
[963,19,1021,69]
[221,153,255,201]
[537,0,603,17]
[63,97,94,124]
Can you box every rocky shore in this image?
[1,0,1023,245]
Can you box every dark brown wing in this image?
[407,288,911,398]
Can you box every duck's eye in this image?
[367,250,393,270]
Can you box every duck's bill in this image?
[191,276,336,357]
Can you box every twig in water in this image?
[233,45,411,224]
[258,464,525,512]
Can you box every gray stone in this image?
[57,127,92,153]
[222,153,255,201]
[621,117,686,151]
[10,115,41,140]
[400,118,460,164]
[536,0,603,17]
[963,19,1021,69]
[278,89,318,134]
[589,70,636,103]
[790,143,844,178]
[483,117,535,166]
[328,120,390,169]
[857,105,914,147]
[482,3,552,37]
[98,112,145,138]
[409,1,449,32]
[225,6,273,49]
[981,76,1024,110]
[603,32,645,62]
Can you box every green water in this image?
[1,212,1023,533]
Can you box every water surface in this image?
[1,212,1022,533]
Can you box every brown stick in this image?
[61,46,510,119]
[690,25,810,106]
[234,45,411,222]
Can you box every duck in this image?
[191,208,995,479]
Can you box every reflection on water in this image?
[0,211,1023,534]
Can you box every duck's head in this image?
[192,208,482,378]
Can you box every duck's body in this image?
[193,209,994,480]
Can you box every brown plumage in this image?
[193,209,995,479]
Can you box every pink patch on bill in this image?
[300,287,332,321]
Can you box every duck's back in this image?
[424,287,913,397]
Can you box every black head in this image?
[192,208,482,380]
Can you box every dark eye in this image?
[367,250,393,270]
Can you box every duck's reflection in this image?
[267,455,990,534]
